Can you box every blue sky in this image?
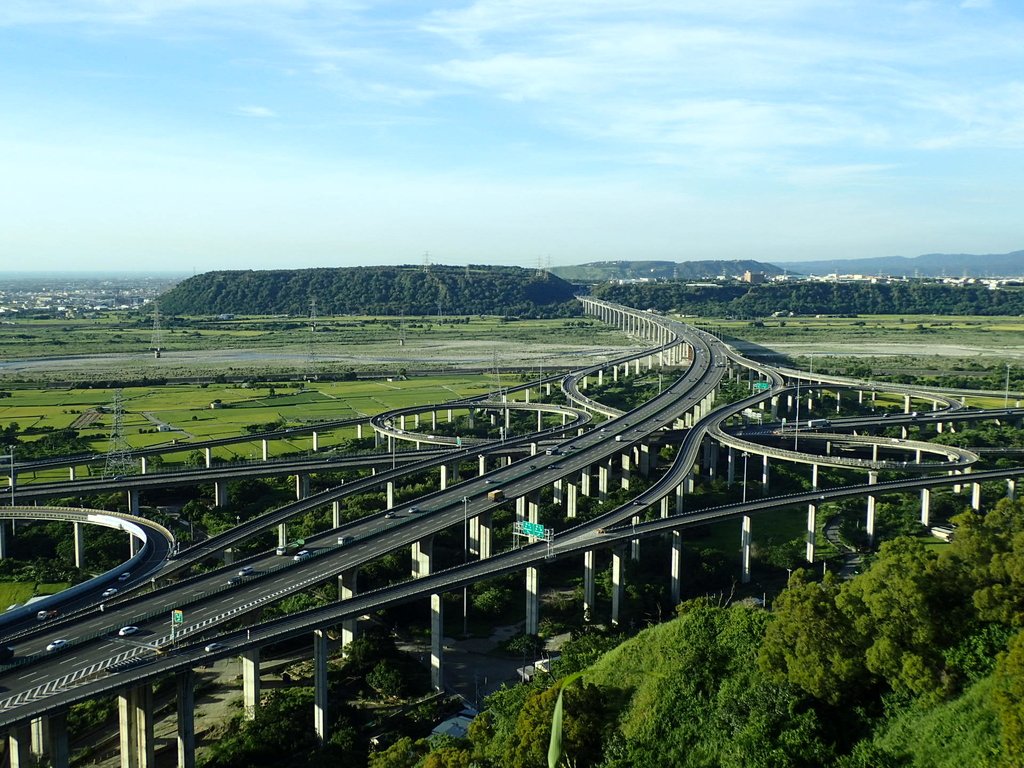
[2,0,1022,272]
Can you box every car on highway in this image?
[237,566,254,576]
[45,639,68,652]
[102,588,118,598]
[384,512,395,519]
[293,549,311,561]
[118,626,139,637]
[337,535,354,545]
[118,572,131,582]
[408,506,422,514]
[226,576,243,585]
[204,642,225,653]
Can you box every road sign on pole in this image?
[171,609,183,641]
[753,381,771,391]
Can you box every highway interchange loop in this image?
[0,298,1021,733]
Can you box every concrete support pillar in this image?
[525,566,540,635]
[515,495,526,524]
[580,467,593,498]
[411,536,434,579]
[811,463,819,490]
[726,447,735,486]
[262,439,269,461]
[527,489,540,524]
[177,670,196,768]
[620,452,631,490]
[478,454,486,476]
[904,394,912,413]
[806,502,817,563]
[204,447,212,468]
[676,482,686,514]
[670,531,683,603]
[761,455,770,493]
[553,478,564,507]
[129,534,140,558]
[294,473,309,500]
[278,523,288,548]
[920,488,931,526]
[386,480,395,510]
[430,593,444,691]
[313,629,329,743]
[583,549,596,622]
[866,471,878,546]
[214,479,228,508]
[971,482,982,512]
[566,481,578,518]
[8,724,31,768]
[68,466,76,480]
[357,423,364,439]
[1008,478,1017,501]
[630,516,641,561]
[338,568,359,647]
[242,649,261,719]
[47,713,69,768]
[118,684,154,768]
[30,717,49,760]
[598,459,611,500]
[478,510,493,559]
[741,515,752,584]
[127,488,140,515]
[611,548,625,626]
[140,456,148,475]
[73,522,85,570]
[332,501,342,528]
[311,431,319,452]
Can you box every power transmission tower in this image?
[150,301,163,358]
[104,389,136,477]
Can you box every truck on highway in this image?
[806,419,831,428]
[487,490,505,502]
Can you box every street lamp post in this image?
[3,447,13,508]
[462,495,469,635]
[794,377,802,452]
[742,451,749,503]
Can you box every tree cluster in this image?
[593,281,1024,317]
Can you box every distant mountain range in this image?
[549,260,783,282]
[550,251,1024,282]
[775,250,1024,278]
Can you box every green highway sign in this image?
[172,609,184,624]
[522,521,545,538]
[753,382,771,391]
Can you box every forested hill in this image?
[593,280,1024,316]
[550,259,783,282]
[157,265,581,317]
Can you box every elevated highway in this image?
[0,299,1020,768]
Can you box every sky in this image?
[2,0,1023,272]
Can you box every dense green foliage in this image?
[391,500,1024,768]
[593,281,1024,317]
[550,260,781,283]
[158,266,581,317]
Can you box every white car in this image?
[237,566,254,576]
[293,550,310,561]
[46,639,68,652]
[118,626,139,637]
[102,588,118,598]
[118,572,131,582]
[204,642,224,652]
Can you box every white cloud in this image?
[236,105,276,118]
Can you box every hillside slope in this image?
[157,265,581,317]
